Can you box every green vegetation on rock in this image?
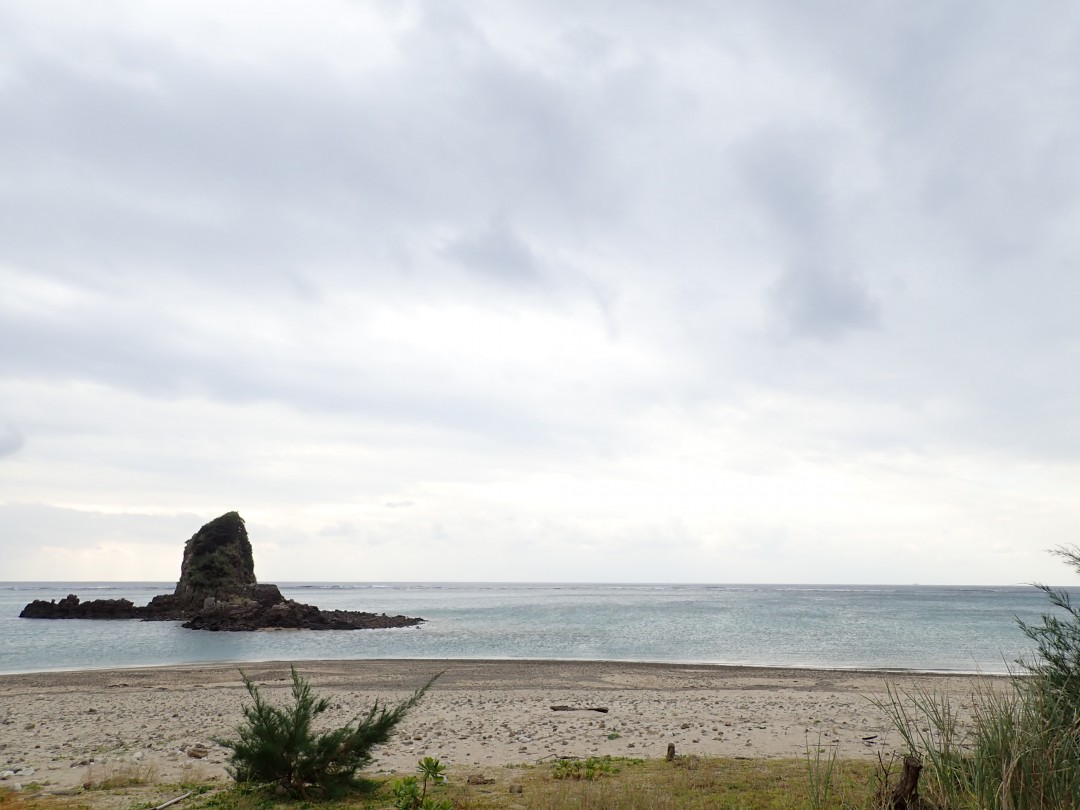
[175,512,256,602]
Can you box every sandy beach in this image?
[0,659,1003,792]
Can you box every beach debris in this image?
[887,755,924,810]
[152,790,195,810]
[550,705,609,713]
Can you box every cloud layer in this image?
[2,0,1079,583]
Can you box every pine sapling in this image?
[218,666,440,798]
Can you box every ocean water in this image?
[0,582,1068,675]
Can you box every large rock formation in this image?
[141,512,270,618]
[19,512,423,632]
[174,511,258,606]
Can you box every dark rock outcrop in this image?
[183,602,422,631]
[19,512,423,632]
[19,594,141,620]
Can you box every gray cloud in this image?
[770,263,878,341]
[731,128,882,341]
[0,14,613,289]
[1,1,1079,582]
[0,426,24,458]
[442,218,542,285]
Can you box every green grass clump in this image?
[875,546,1080,810]
[551,755,631,780]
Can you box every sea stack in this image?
[20,511,423,631]
[173,511,258,607]
[141,511,288,622]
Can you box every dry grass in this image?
[0,787,92,810]
[192,756,882,810]
[174,763,216,790]
[81,761,160,791]
[0,755,897,810]
[512,757,879,810]
[1,767,220,810]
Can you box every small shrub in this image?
[1017,546,1080,703]
[551,756,621,780]
[218,665,439,798]
[391,757,451,810]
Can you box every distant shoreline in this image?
[0,655,1017,679]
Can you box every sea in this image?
[0,582,1070,676]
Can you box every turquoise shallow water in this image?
[0,582,1067,675]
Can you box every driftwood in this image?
[549,705,608,713]
[888,755,923,810]
[152,791,194,810]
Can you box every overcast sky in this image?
[2,1,1079,584]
